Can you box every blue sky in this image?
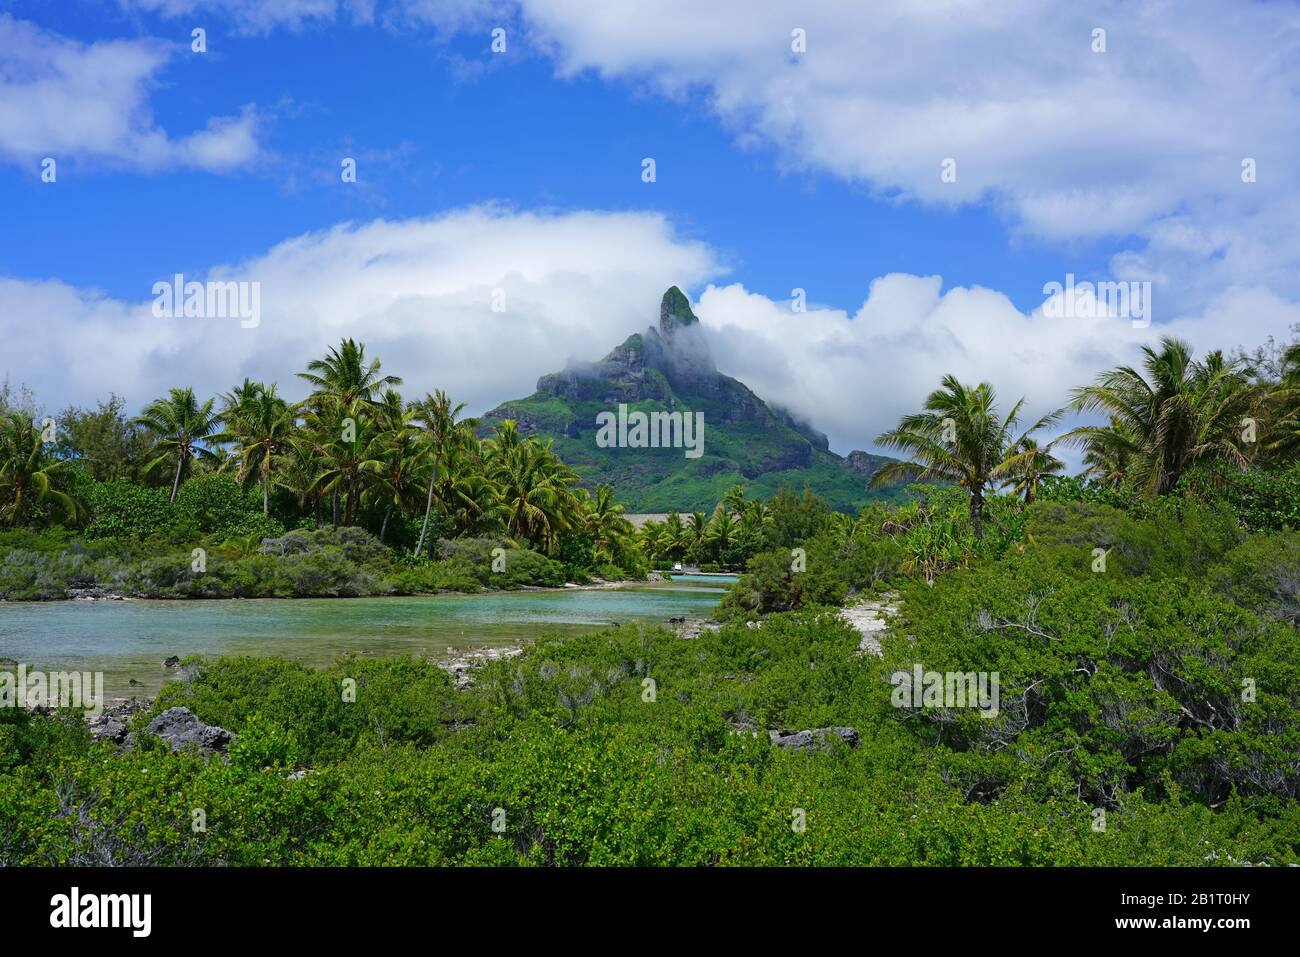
[1,1,1297,455]
[0,0,1105,311]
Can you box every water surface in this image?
[0,576,735,699]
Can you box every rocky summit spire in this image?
[658,286,699,341]
[479,282,885,512]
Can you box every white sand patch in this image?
[841,593,899,656]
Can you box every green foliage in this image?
[54,395,153,483]
[1211,531,1300,625]
[0,521,577,600]
[170,472,283,541]
[2,338,1298,865]
[721,542,848,615]
[81,472,281,543]
[82,480,172,539]
[4,602,1296,865]
[1190,463,1300,532]
[434,537,566,589]
[760,485,834,549]
[155,656,467,765]
[1023,500,1243,578]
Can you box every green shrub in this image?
[83,480,171,540]
[1211,531,1300,624]
[171,473,283,541]
[435,538,565,588]
[1024,500,1243,578]
[1192,463,1300,532]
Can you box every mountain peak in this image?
[659,286,699,340]
[480,286,899,512]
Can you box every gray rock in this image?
[87,699,148,745]
[769,726,859,751]
[436,645,524,689]
[90,717,129,744]
[144,706,234,753]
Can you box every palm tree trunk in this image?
[332,487,339,529]
[970,486,985,539]
[413,456,437,558]
[262,473,270,515]
[170,453,184,504]
[380,501,392,543]
[345,472,357,526]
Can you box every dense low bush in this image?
[3,491,1295,867]
[3,599,1296,865]
[0,526,574,599]
[1211,531,1300,625]
[435,537,566,589]
[1182,463,1300,532]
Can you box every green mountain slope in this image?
[481,287,902,512]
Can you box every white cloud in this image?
[0,15,262,172]
[6,205,1292,471]
[505,0,1300,320]
[94,2,1300,317]
[0,206,721,420]
[693,277,1300,463]
[6,2,1299,475]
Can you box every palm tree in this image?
[586,484,634,564]
[722,484,747,517]
[703,508,736,562]
[279,438,327,527]
[1073,418,1139,489]
[487,431,582,554]
[686,510,708,560]
[432,437,496,538]
[297,338,403,410]
[0,412,82,526]
[1263,342,1300,460]
[659,512,686,561]
[1007,437,1063,504]
[871,375,1061,538]
[368,389,422,543]
[410,390,477,557]
[637,519,664,561]
[222,377,264,414]
[1061,337,1260,497]
[220,382,297,514]
[308,400,386,528]
[736,500,766,553]
[297,339,403,529]
[135,387,223,502]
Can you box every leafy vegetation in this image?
[0,339,645,598]
[0,332,1297,866]
[3,503,1297,865]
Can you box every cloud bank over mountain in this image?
[5,205,1293,462]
